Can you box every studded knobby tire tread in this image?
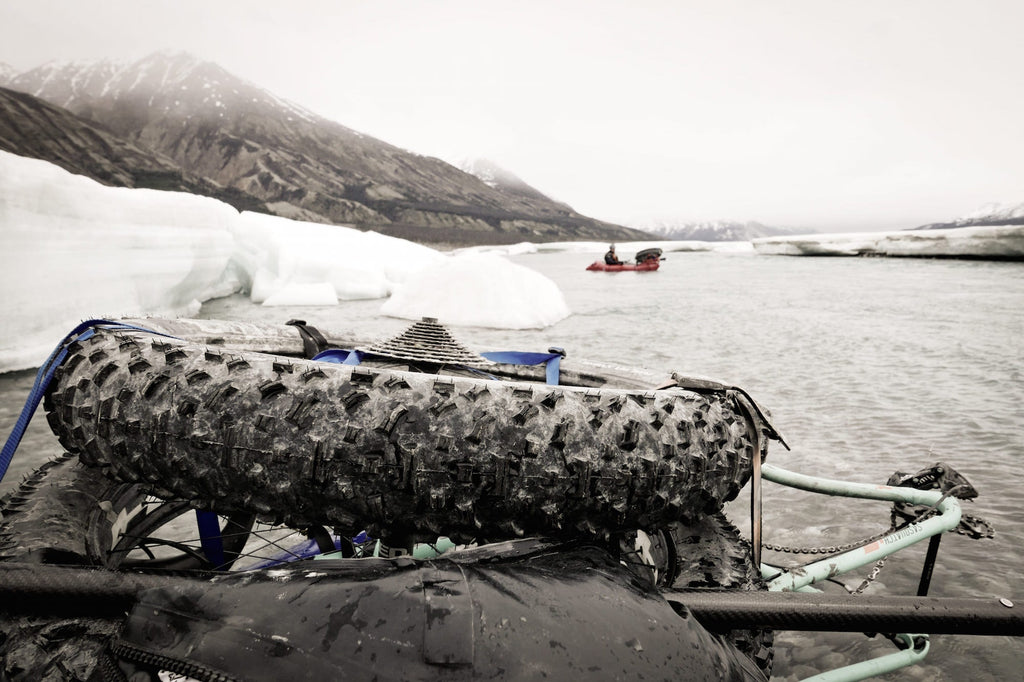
[45,329,761,540]
[0,452,104,565]
[0,454,120,681]
[663,512,775,677]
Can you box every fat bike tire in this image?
[0,455,115,681]
[615,511,774,677]
[0,454,253,680]
[662,512,775,677]
[45,329,761,540]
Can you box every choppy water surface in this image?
[2,250,1022,680]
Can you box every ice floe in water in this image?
[0,151,569,371]
[232,210,444,302]
[0,152,238,373]
[381,252,570,329]
[752,225,1024,259]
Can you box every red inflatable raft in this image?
[587,247,663,272]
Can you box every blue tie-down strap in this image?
[195,510,227,568]
[0,319,179,483]
[480,350,564,385]
[312,349,364,366]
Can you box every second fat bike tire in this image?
[0,455,122,681]
[660,514,775,676]
[0,454,265,680]
[45,328,764,540]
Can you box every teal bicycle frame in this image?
[758,463,962,681]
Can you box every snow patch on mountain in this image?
[459,158,502,188]
[959,200,1024,222]
[458,158,567,206]
[0,62,15,86]
[914,199,1024,230]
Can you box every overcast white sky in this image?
[1,1,1021,231]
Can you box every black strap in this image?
[286,320,330,359]
[305,525,339,554]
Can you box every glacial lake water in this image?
[2,248,1022,680]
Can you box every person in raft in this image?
[604,244,623,265]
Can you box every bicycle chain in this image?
[761,530,893,595]
[761,524,896,557]
[760,496,962,594]
[762,488,966,558]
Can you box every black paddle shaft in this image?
[2,564,1021,637]
[0,563,192,617]
[669,589,1024,637]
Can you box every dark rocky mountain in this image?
[3,52,650,245]
[635,218,794,241]
[0,86,268,211]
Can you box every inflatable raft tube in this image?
[44,325,767,540]
[0,454,771,680]
[585,260,660,272]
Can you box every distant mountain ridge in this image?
[915,201,1024,230]
[0,51,651,246]
[633,219,793,242]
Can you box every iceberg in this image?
[0,152,238,373]
[0,151,571,373]
[232,210,445,302]
[381,252,570,329]
[752,225,1024,260]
